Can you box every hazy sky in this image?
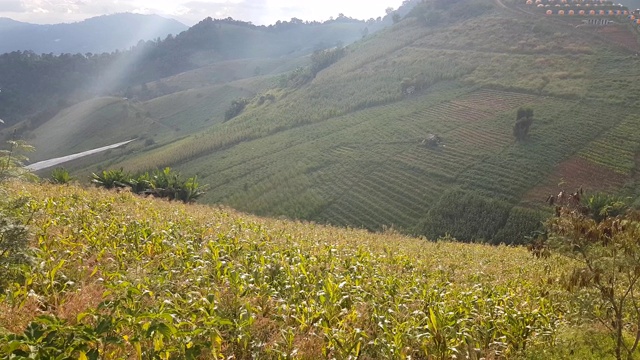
[0,0,405,25]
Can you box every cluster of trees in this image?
[91,167,206,203]
[513,107,534,141]
[224,98,250,121]
[310,47,346,77]
[419,188,545,244]
[275,46,347,90]
[401,74,433,95]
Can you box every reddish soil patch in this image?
[522,156,628,205]
[597,25,640,52]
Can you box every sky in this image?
[0,0,405,26]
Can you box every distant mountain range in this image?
[0,13,188,54]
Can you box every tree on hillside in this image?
[540,191,640,360]
[224,98,250,121]
[0,132,36,184]
[310,47,346,77]
[513,107,534,141]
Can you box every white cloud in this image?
[0,0,25,12]
[0,0,404,25]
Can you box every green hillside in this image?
[0,16,378,127]
[26,97,169,162]
[20,73,278,167]
[0,182,622,359]
[68,0,639,243]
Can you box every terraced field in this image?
[522,156,628,205]
[167,89,550,231]
[578,114,640,174]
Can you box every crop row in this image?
[454,100,622,201]
[450,89,541,113]
[315,160,448,230]
[133,90,630,234]
[313,89,547,228]
[578,114,640,174]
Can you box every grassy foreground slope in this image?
[0,182,619,359]
[103,1,640,242]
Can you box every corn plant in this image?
[0,182,567,359]
[0,212,29,291]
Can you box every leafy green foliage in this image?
[310,47,346,77]
[545,193,640,360]
[582,192,627,223]
[91,167,207,203]
[49,168,74,185]
[0,212,29,292]
[1,315,102,359]
[0,139,36,184]
[419,189,512,242]
[224,98,250,121]
[492,207,545,245]
[514,107,534,141]
[91,168,130,189]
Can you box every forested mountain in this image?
[0,14,188,55]
[0,15,380,127]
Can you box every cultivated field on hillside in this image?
[0,183,607,359]
[48,2,640,242]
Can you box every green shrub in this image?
[92,167,207,203]
[419,189,511,242]
[492,207,545,245]
[224,98,250,121]
[91,168,130,189]
[310,47,345,77]
[545,195,640,360]
[49,168,73,184]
